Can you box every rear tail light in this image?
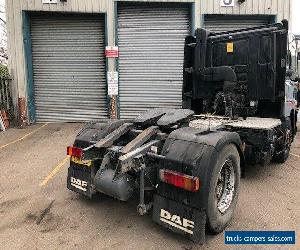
[159,169,200,192]
[67,146,83,159]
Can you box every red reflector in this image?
[67,146,83,158]
[159,169,200,192]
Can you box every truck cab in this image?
[182,20,297,163]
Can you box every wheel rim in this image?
[215,159,235,214]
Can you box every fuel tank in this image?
[94,169,134,201]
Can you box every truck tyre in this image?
[206,144,241,234]
[273,117,292,163]
[274,145,290,164]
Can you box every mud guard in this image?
[153,127,242,242]
[153,194,206,243]
[74,120,126,148]
[67,120,127,197]
[67,165,94,198]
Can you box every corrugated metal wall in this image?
[6,0,292,122]
[5,0,114,123]
[31,14,107,122]
[118,3,190,119]
[204,15,274,32]
[200,0,291,19]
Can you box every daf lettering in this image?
[160,209,194,235]
[70,177,88,192]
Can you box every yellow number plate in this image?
[71,156,92,167]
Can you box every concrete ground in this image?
[0,122,299,250]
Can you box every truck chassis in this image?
[67,20,298,243]
[67,108,293,243]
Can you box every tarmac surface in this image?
[0,122,299,249]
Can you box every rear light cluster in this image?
[159,169,200,192]
[67,146,83,159]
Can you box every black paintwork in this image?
[158,129,242,209]
[66,21,295,243]
[183,20,288,118]
[74,120,125,148]
[134,108,195,128]
[152,194,206,243]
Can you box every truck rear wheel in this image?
[206,144,241,234]
[273,117,292,163]
[274,144,290,163]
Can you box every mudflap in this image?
[152,194,206,244]
[67,165,93,198]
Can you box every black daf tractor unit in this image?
[67,20,298,243]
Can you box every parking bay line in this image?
[290,153,300,158]
[40,156,70,187]
[0,123,48,150]
[39,151,299,187]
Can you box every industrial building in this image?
[6,0,292,123]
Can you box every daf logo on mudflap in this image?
[70,177,88,192]
[160,209,194,235]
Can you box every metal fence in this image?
[0,77,14,121]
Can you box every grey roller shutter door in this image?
[31,14,107,122]
[118,3,190,119]
[204,15,273,32]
